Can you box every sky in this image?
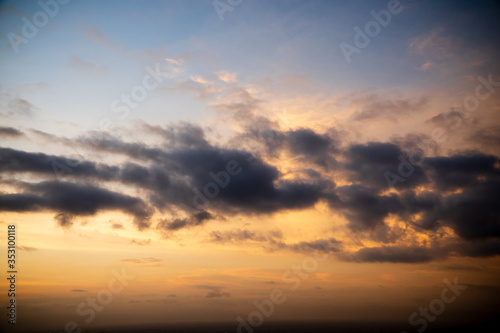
[0,0,500,332]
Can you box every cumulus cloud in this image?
[0,180,152,230]
[1,119,499,262]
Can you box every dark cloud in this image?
[0,180,152,230]
[210,229,283,243]
[271,238,341,254]
[400,175,500,241]
[77,135,165,161]
[140,122,211,150]
[0,147,117,180]
[343,239,500,263]
[157,211,214,234]
[70,289,87,293]
[348,245,443,263]
[400,190,442,230]
[120,163,170,194]
[425,153,499,190]
[54,213,75,228]
[2,121,500,262]
[0,127,24,137]
[166,147,331,214]
[330,185,404,230]
[286,129,336,168]
[344,142,427,189]
[454,239,500,258]
[245,126,337,168]
[425,149,496,183]
[441,180,500,240]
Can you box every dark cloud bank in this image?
[1,121,499,263]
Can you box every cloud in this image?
[70,289,88,293]
[0,147,118,179]
[210,229,340,254]
[54,213,75,229]
[440,180,500,240]
[1,121,500,261]
[165,58,180,65]
[205,291,230,298]
[0,127,24,137]
[6,98,36,117]
[215,71,237,83]
[469,126,500,148]
[0,180,152,230]
[110,220,124,229]
[330,185,404,231]
[454,239,500,258]
[344,142,427,190]
[349,94,428,122]
[424,153,499,190]
[210,229,283,243]
[416,61,434,72]
[347,245,444,263]
[130,239,151,246]
[213,88,262,121]
[270,238,341,254]
[194,285,230,298]
[178,77,219,99]
[244,125,338,169]
[427,107,468,127]
[157,211,214,234]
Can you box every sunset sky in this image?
[1,0,500,332]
